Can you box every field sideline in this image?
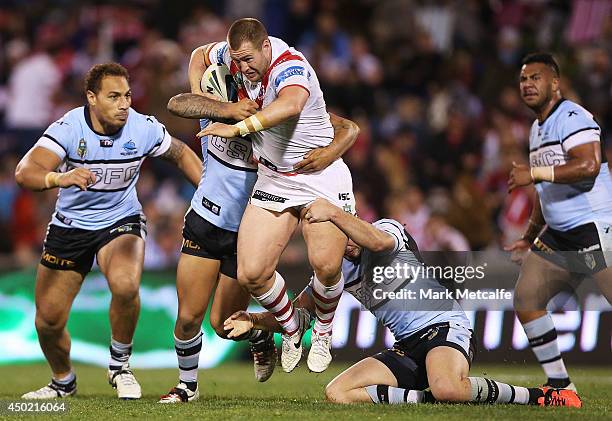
[0,363,609,420]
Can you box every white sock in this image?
[109,338,132,370]
[365,385,424,404]
[175,331,202,384]
[523,314,570,383]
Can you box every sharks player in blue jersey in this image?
[506,53,612,391]
[157,63,359,403]
[15,63,202,400]
[223,199,581,408]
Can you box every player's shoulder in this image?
[552,99,600,135]
[553,99,596,124]
[46,107,83,138]
[127,108,164,129]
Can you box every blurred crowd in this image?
[0,0,611,270]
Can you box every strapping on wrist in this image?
[530,166,555,183]
[234,115,266,136]
[44,172,61,189]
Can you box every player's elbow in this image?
[285,102,304,119]
[582,158,600,179]
[167,94,185,116]
[347,122,360,145]
[14,164,25,188]
[14,162,30,189]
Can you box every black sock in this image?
[182,380,198,392]
[545,377,571,388]
[527,388,544,405]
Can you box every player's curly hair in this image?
[521,53,560,77]
[228,18,268,50]
[84,62,130,94]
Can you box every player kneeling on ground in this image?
[224,199,582,408]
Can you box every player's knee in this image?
[109,277,140,302]
[311,259,341,283]
[324,382,351,404]
[35,311,66,334]
[209,314,229,339]
[177,311,205,337]
[237,263,274,291]
[513,285,537,311]
[430,378,463,402]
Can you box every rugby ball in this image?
[200,63,238,102]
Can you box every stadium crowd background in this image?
[0,0,610,271]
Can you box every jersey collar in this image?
[538,97,566,127]
[84,105,124,137]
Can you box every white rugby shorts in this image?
[250,158,355,213]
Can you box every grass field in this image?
[0,362,609,420]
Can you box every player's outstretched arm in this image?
[158,137,203,187]
[198,86,310,139]
[293,113,360,173]
[167,93,258,122]
[15,147,95,191]
[224,288,315,338]
[304,199,395,253]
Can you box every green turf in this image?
[0,363,608,420]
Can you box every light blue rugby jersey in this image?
[190,119,257,232]
[528,99,612,230]
[339,219,470,342]
[35,106,171,230]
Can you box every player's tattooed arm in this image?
[168,93,258,122]
[293,113,360,173]
[159,137,202,187]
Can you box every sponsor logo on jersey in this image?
[77,138,87,159]
[252,190,288,203]
[202,196,221,216]
[42,252,76,268]
[100,138,114,147]
[56,212,73,226]
[121,140,138,156]
[86,163,140,190]
[274,65,305,88]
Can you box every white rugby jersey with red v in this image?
[206,37,355,213]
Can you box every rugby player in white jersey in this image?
[14,63,202,399]
[194,18,355,373]
[157,63,359,402]
[224,199,581,408]
[506,53,612,391]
